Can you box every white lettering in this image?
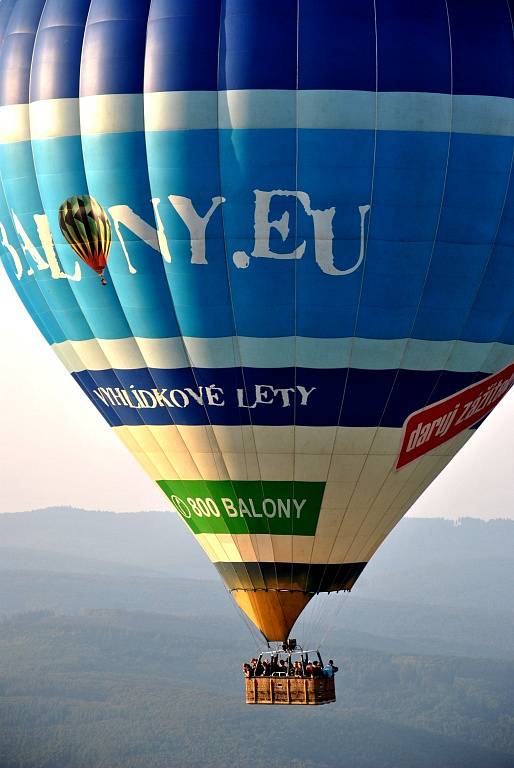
[151,388,173,408]
[237,388,257,409]
[296,386,316,406]
[205,498,221,517]
[277,499,291,519]
[12,211,72,280]
[314,204,370,276]
[131,386,146,409]
[254,384,275,405]
[168,194,225,265]
[238,190,370,276]
[275,387,295,407]
[0,221,23,279]
[34,214,81,281]
[120,388,139,409]
[108,204,157,274]
[93,388,109,406]
[137,390,158,408]
[6,191,371,281]
[407,421,423,451]
[195,498,210,517]
[109,388,126,407]
[248,499,261,518]
[293,499,306,518]
[184,387,204,406]
[150,198,172,263]
[187,497,202,517]
[262,498,276,518]
[251,190,307,261]
[239,498,253,518]
[221,497,238,517]
[206,385,225,406]
[169,389,189,408]
[171,495,192,519]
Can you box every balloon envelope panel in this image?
[1,0,514,640]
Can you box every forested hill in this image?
[0,510,513,767]
[0,609,513,768]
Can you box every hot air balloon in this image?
[1,0,514,705]
[58,196,112,286]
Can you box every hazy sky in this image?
[0,270,513,518]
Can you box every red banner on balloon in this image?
[396,361,514,470]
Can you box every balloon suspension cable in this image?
[318,591,351,649]
[299,590,350,651]
[303,593,325,649]
[224,586,261,651]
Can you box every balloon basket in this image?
[243,645,336,706]
[245,676,335,706]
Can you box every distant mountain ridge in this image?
[0,508,513,617]
[1,507,512,573]
[0,506,216,580]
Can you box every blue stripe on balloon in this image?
[79,130,182,339]
[298,0,376,93]
[80,0,151,98]
[0,194,58,344]
[374,0,450,94]
[0,140,94,342]
[0,0,17,50]
[142,0,514,98]
[2,0,514,101]
[29,0,90,102]
[0,0,67,345]
[218,0,298,91]
[3,124,513,343]
[0,0,46,106]
[145,0,221,93]
[71,365,486,428]
[30,132,140,342]
[448,0,514,99]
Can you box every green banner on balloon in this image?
[157,480,325,536]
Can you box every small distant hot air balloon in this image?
[58,195,111,285]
